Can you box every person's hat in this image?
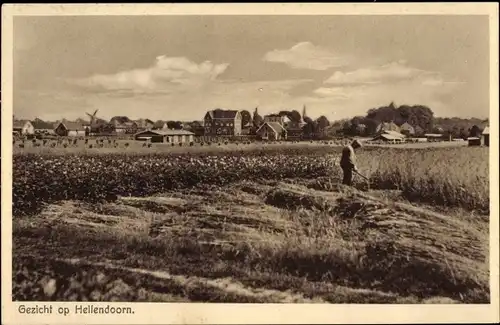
[351,139,362,148]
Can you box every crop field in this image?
[12,145,490,303]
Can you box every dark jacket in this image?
[340,145,357,170]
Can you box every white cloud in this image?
[16,56,467,122]
[325,60,430,85]
[263,42,349,70]
[71,56,230,91]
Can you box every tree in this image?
[302,121,317,138]
[315,116,330,138]
[469,125,481,137]
[167,121,183,130]
[303,116,314,124]
[240,110,252,127]
[316,115,330,130]
[290,110,302,123]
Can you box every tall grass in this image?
[356,147,489,212]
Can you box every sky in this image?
[13,15,490,122]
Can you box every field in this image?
[12,145,490,303]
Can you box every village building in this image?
[13,120,35,135]
[134,129,195,143]
[182,121,205,136]
[54,122,87,137]
[468,137,481,146]
[31,119,56,135]
[256,122,287,141]
[376,121,401,134]
[134,119,155,130]
[424,133,444,142]
[399,122,415,136]
[204,109,242,136]
[371,131,405,144]
[482,126,490,147]
[115,121,138,134]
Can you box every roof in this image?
[424,133,443,137]
[400,122,414,129]
[13,120,31,128]
[378,121,400,131]
[57,122,86,131]
[206,109,239,119]
[380,130,405,138]
[482,126,490,135]
[135,129,195,136]
[373,134,403,141]
[256,122,287,135]
[467,137,481,140]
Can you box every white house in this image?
[13,120,35,135]
[54,122,87,137]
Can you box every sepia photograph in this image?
[2,3,499,325]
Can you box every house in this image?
[13,120,35,135]
[134,129,195,143]
[376,121,401,134]
[264,114,287,124]
[468,137,481,146]
[31,119,56,134]
[256,122,287,141]
[371,133,404,144]
[424,133,444,142]
[134,119,155,130]
[54,122,87,136]
[186,121,205,136]
[381,130,406,139]
[399,122,415,136]
[284,116,305,140]
[241,122,253,136]
[482,126,490,147]
[204,109,242,136]
[115,121,138,134]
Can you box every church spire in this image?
[302,104,307,119]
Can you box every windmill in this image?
[86,109,101,134]
[87,109,99,126]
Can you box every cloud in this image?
[263,42,349,70]
[71,56,230,91]
[324,60,433,85]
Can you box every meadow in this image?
[12,144,490,303]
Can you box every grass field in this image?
[12,144,490,303]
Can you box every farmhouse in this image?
[134,129,195,143]
[264,114,289,124]
[134,119,155,130]
[424,133,444,142]
[54,122,87,136]
[204,109,242,136]
[13,120,35,135]
[468,137,481,146]
[371,133,404,144]
[116,121,138,134]
[376,121,400,134]
[399,122,415,136]
[482,126,490,147]
[256,122,287,141]
[31,119,56,135]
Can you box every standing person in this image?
[340,139,362,186]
